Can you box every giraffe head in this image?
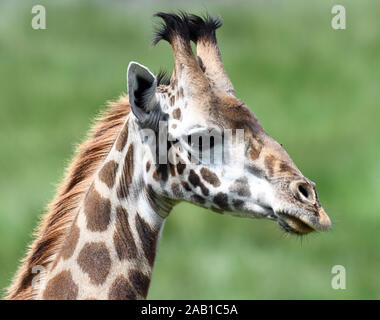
[127,12,331,235]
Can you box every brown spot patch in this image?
[128,269,150,298]
[117,143,134,198]
[189,170,209,196]
[192,194,205,205]
[169,95,175,107]
[200,168,221,187]
[108,276,136,300]
[232,199,245,210]
[77,242,111,285]
[171,183,183,198]
[229,177,251,197]
[172,123,177,129]
[152,168,159,181]
[217,98,265,133]
[188,170,200,186]
[264,155,276,176]
[172,108,181,120]
[135,214,158,266]
[84,186,111,232]
[178,87,184,98]
[43,270,78,300]
[113,206,137,261]
[99,160,119,189]
[60,221,80,260]
[181,181,191,191]
[153,165,169,182]
[146,161,151,172]
[249,138,262,160]
[115,123,129,152]
[170,164,176,177]
[214,192,229,210]
[176,163,186,175]
[279,161,298,176]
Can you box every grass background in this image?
[0,0,379,299]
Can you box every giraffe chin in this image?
[275,211,315,235]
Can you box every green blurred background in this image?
[1,0,379,299]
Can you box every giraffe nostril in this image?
[291,181,314,203]
[298,184,309,199]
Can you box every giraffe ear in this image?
[127,61,167,131]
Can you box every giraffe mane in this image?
[5,95,131,300]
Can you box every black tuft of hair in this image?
[188,13,223,43]
[156,69,171,86]
[152,11,191,46]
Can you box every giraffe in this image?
[6,12,331,300]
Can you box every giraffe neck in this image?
[38,117,171,300]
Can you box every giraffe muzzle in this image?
[275,207,331,235]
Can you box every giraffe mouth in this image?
[275,211,315,235]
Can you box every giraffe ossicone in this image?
[6,12,331,300]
